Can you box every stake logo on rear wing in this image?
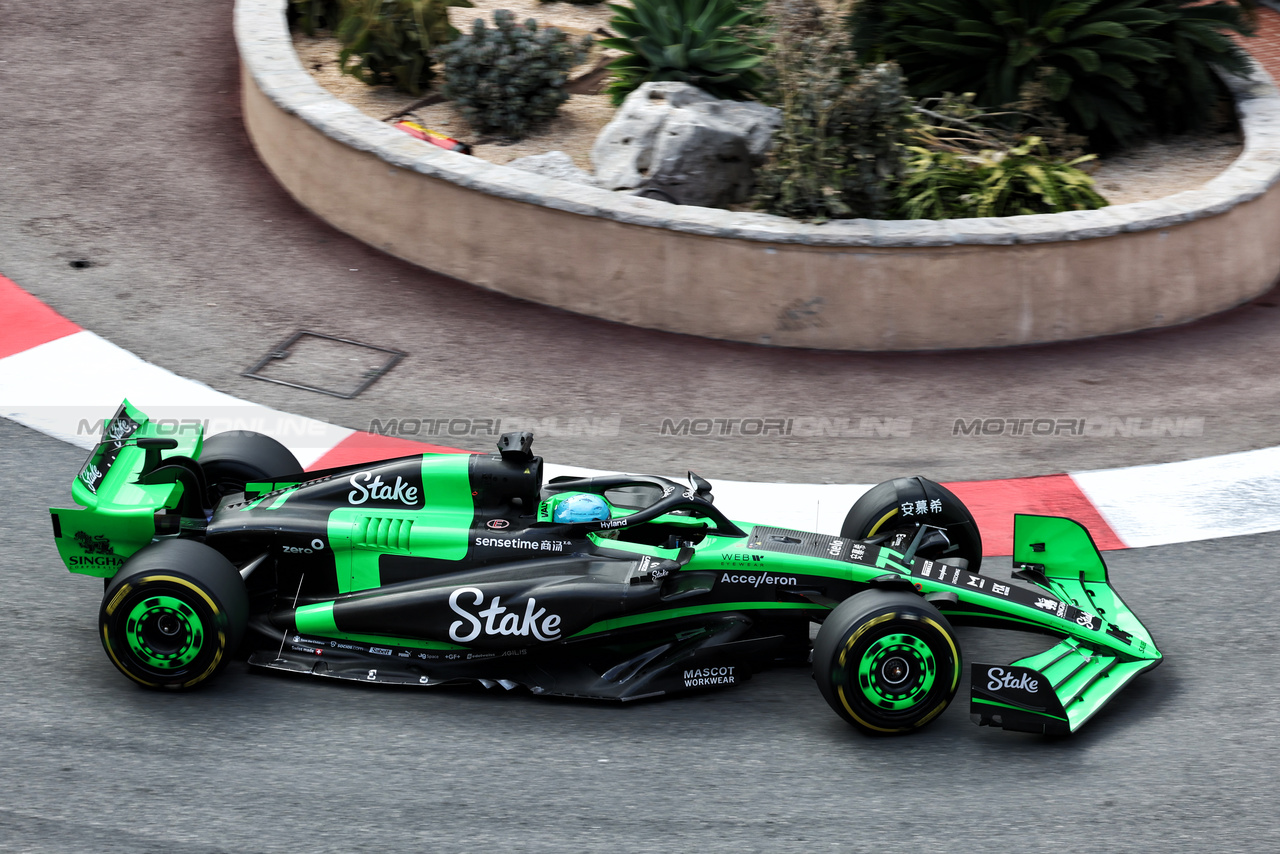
[78,404,141,493]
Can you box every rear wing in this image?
[970,514,1162,735]
[50,400,204,577]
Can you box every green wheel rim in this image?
[856,632,937,711]
[124,595,204,670]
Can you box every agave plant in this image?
[337,0,474,95]
[601,0,767,104]
[854,0,1253,148]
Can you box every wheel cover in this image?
[856,632,937,711]
[124,595,204,670]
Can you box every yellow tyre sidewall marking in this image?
[102,574,226,688]
[835,611,960,732]
[866,508,899,537]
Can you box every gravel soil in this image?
[291,0,1245,206]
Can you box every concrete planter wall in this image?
[235,0,1280,350]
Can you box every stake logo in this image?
[986,667,1039,693]
[80,463,103,493]
[448,587,562,643]
[347,471,420,506]
[106,417,135,445]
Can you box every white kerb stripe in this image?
[1072,445,1280,547]
[0,330,352,468]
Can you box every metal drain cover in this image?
[243,331,405,399]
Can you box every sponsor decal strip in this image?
[4,275,1279,554]
[910,560,1101,632]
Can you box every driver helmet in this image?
[553,493,611,523]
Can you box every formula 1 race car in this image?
[51,401,1162,736]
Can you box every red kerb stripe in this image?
[943,474,1126,555]
[0,275,83,359]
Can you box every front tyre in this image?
[841,476,982,574]
[813,590,961,735]
[100,540,248,690]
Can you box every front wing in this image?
[969,515,1162,734]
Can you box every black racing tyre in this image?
[841,476,983,574]
[100,539,248,690]
[200,430,302,497]
[813,590,961,735]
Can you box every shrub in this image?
[440,11,592,139]
[288,0,347,36]
[910,89,1089,163]
[895,137,1108,219]
[600,0,767,105]
[336,0,474,95]
[754,0,913,220]
[851,0,1254,149]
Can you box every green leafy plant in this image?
[336,0,474,95]
[754,0,913,220]
[1133,0,1255,134]
[601,0,767,105]
[851,0,1253,149]
[439,10,592,139]
[288,0,347,36]
[895,137,1108,219]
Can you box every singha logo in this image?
[74,531,114,555]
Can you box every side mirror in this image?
[688,471,714,503]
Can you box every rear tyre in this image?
[200,430,302,498]
[813,590,961,735]
[100,540,248,690]
[840,477,982,573]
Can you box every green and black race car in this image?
[51,401,1161,736]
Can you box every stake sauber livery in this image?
[51,402,1162,736]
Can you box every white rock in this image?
[682,99,782,164]
[590,82,780,207]
[506,151,599,188]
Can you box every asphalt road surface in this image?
[4,0,1280,485]
[6,3,1280,851]
[5,418,1278,853]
